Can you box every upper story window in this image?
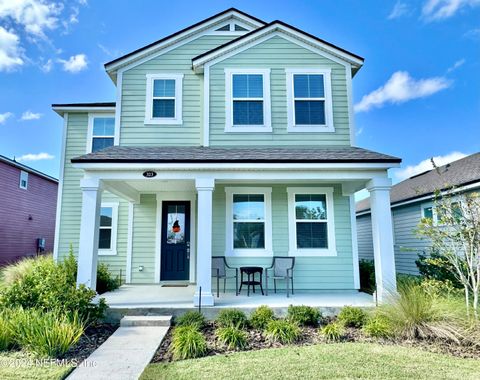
[98,202,118,255]
[287,187,336,256]
[19,170,28,189]
[145,73,183,125]
[87,115,115,153]
[285,68,334,133]
[225,69,271,132]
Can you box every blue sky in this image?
[0,0,479,187]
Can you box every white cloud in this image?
[464,27,480,39]
[17,152,54,162]
[354,71,451,112]
[40,57,52,72]
[394,151,468,181]
[20,110,42,120]
[422,0,480,22]
[0,111,13,124]
[388,1,410,19]
[58,53,87,73]
[446,58,465,73]
[0,26,24,71]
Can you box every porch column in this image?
[367,177,397,302]
[194,178,215,306]
[77,178,103,290]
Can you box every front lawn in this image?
[141,343,480,380]
[0,352,72,380]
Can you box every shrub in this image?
[363,314,392,339]
[216,309,248,329]
[416,251,463,288]
[216,325,248,350]
[264,320,301,344]
[171,325,207,360]
[286,305,321,327]
[359,259,376,293]
[377,281,465,342]
[13,308,84,358]
[419,278,461,299]
[338,306,367,328]
[0,254,106,323]
[250,305,275,330]
[175,311,206,329]
[96,263,120,294]
[0,309,15,351]
[321,322,344,342]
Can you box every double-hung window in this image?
[225,69,271,132]
[87,115,115,153]
[286,68,334,132]
[225,187,272,256]
[287,188,336,256]
[145,74,183,125]
[98,202,118,255]
[19,170,28,189]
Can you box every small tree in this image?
[417,189,480,319]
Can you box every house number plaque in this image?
[143,171,157,178]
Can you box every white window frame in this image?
[225,187,273,257]
[86,113,116,153]
[98,202,119,256]
[285,68,334,132]
[19,170,28,189]
[224,68,272,133]
[287,187,337,256]
[144,73,184,125]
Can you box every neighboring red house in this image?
[0,155,58,266]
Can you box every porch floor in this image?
[102,285,374,310]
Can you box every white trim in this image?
[86,113,116,153]
[126,202,134,283]
[287,187,337,256]
[114,71,122,145]
[98,202,119,256]
[19,170,28,189]
[144,73,184,125]
[52,106,115,116]
[285,68,334,133]
[345,64,356,145]
[224,68,272,132]
[53,113,68,261]
[208,19,254,35]
[350,195,360,288]
[193,25,363,71]
[203,63,210,146]
[155,192,197,283]
[225,187,273,257]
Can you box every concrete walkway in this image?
[68,316,170,380]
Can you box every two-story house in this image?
[52,8,401,306]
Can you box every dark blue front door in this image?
[161,201,190,281]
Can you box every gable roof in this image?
[0,154,58,183]
[52,102,115,116]
[71,146,400,164]
[192,20,364,74]
[356,152,480,214]
[104,8,266,76]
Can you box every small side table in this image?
[239,266,264,296]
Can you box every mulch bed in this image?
[63,323,118,363]
[152,321,480,363]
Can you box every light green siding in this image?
[57,113,128,279]
[212,184,355,290]
[120,35,235,147]
[209,35,351,146]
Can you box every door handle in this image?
[186,248,190,259]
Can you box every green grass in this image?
[0,352,72,380]
[140,343,480,380]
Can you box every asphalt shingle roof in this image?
[356,152,480,213]
[71,146,401,164]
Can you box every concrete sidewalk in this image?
[68,317,170,380]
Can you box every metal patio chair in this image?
[265,256,295,297]
[212,256,238,297]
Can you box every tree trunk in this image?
[464,286,470,319]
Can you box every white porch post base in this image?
[194,178,215,307]
[367,177,397,302]
[77,178,103,290]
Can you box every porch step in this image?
[120,315,172,327]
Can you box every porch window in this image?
[145,73,183,125]
[98,202,118,255]
[225,187,273,256]
[87,114,115,153]
[285,68,334,132]
[224,69,271,132]
[287,187,336,256]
